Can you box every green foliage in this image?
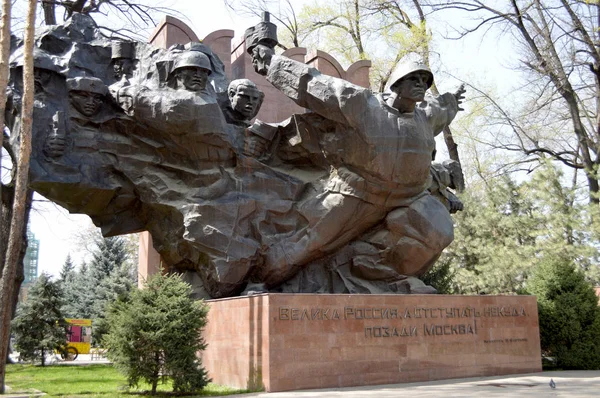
[298,0,433,89]
[299,1,366,65]
[526,259,600,370]
[440,176,539,294]
[58,254,75,282]
[62,262,96,319]
[421,260,455,294]
[11,273,67,366]
[90,236,128,281]
[91,263,135,343]
[5,364,250,396]
[442,163,600,294]
[61,235,136,340]
[104,273,210,395]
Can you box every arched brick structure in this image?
[148,15,200,49]
[202,29,235,78]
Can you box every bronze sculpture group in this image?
[6,14,465,298]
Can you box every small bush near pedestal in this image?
[526,259,600,370]
[103,273,210,395]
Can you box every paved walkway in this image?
[223,371,600,398]
[7,355,600,397]
[8,352,110,366]
[55,353,111,365]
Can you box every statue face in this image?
[394,71,430,102]
[113,58,133,79]
[34,68,53,94]
[174,67,209,92]
[230,86,262,119]
[70,90,103,117]
[251,45,273,76]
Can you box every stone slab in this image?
[201,294,542,392]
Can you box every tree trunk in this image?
[67,0,88,17]
[564,94,599,204]
[443,126,462,164]
[41,1,57,25]
[151,352,160,395]
[0,0,12,237]
[1,187,32,334]
[0,0,36,393]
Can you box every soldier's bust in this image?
[67,77,107,117]
[223,79,264,127]
[167,51,212,92]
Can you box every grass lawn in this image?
[5,364,252,397]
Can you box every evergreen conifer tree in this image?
[11,273,67,366]
[439,174,540,294]
[91,262,135,342]
[442,163,599,294]
[59,254,75,282]
[421,261,455,294]
[62,262,95,319]
[526,258,600,369]
[89,236,127,281]
[104,273,210,395]
[62,235,135,325]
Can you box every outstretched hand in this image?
[446,191,464,214]
[454,84,466,111]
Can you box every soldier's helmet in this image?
[10,47,61,73]
[172,51,212,75]
[385,61,433,92]
[66,76,108,95]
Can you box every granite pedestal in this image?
[201,294,542,392]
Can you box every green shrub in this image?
[421,260,455,294]
[103,273,210,395]
[11,273,68,366]
[526,259,600,369]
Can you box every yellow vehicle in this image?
[65,318,92,356]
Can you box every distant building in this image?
[19,226,40,302]
[23,226,39,285]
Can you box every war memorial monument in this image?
[6,13,541,392]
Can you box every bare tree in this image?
[20,0,184,39]
[0,0,36,390]
[298,0,369,65]
[426,0,600,203]
[224,0,301,48]
[361,0,431,87]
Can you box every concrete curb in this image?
[219,370,600,398]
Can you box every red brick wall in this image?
[202,294,542,392]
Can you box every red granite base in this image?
[201,294,542,392]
